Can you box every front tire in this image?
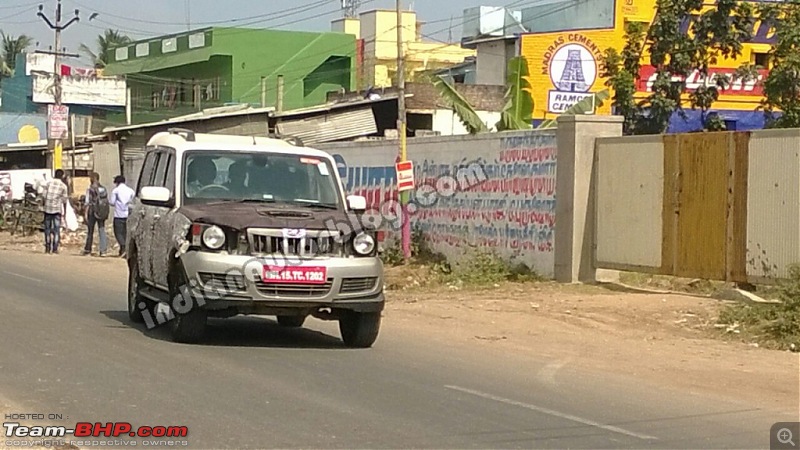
[128,256,154,324]
[339,311,381,348]
[170,307,207,344]
[169,268,207,344]
[277,315,306,328]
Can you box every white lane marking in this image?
[3,271,42,283]
[538,358,572,386]
[444,384,658,441]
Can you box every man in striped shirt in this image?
[42,169,69,254]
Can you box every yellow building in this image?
[332,9,476,89]
[519,0,773,130]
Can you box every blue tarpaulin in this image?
[666,109,771,133]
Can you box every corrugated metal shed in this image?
[275,107,377,145]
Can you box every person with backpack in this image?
[82,172,109,257]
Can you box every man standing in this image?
[42,169,69,254]
[109,175,135,257]
[82,172,110,257]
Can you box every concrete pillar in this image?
[554,115,624,283]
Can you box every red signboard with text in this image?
[395,161,415,192]
[636,66,769,97]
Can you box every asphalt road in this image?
[0,250,797,449]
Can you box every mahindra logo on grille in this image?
[282,228,306,239]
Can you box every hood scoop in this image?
[257,209,313,219]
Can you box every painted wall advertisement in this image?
[521,31,616,120]
[321,132,558,277]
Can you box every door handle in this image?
[139,209,145,217]
[153,214,161,220]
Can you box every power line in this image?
[0,7,33,21]
[8,0,578,123]
[98,0,568,96]
[0,1,39,11]
[71,0,332,28]
[122,0,569,90]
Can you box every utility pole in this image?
[396,0,410,262]
[38,0,79,174]
[276,75,284,112]
[260,77,267,108]
[69,113,76,192]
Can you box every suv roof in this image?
[146,129,331,159]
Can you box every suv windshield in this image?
[182,151,342,208]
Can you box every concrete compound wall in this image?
[317,130,558,277]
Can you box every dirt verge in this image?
[382,266,799,413]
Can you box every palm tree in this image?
[0,32,34,77]
[79,29,131,69]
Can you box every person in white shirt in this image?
[109,175,136,258]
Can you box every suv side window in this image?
[152,150,170,188]
[137,149,159,195]
[164,152,176,198]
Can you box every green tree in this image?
[758,0,800,128]
[601,21,647,134]
[0,32,34,78]
[601,0,755,134]
[79,29,131,68]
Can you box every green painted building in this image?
[103,27,356,124]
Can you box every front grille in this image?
[254,279,334,297]
[248,228,339,256]
[340,277,378,294]
[198,272,247,293]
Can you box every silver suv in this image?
[126,129,384,347]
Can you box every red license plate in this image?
[262,265,327,284]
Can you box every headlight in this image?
[202,225,226,250]
[353,232,375,255]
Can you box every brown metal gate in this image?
[595,131,749,282]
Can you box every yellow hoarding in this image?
[520,0,773,121]
[521,29,619,121]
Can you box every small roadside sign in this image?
[47,104,69,140]
[396,161,414,192]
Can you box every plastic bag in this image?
[64,200,79,231]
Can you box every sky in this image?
[0,0,517,67]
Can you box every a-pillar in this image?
[554,115,624,283]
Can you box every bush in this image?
[717,264,800,351]
[379,224,450,269]
[379,244,404,266]
[443,246,544,285]
[379,226,543,286]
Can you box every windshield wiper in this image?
[206,198,276,205]
[287,200,339,210]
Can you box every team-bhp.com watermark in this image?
[134,160,489,330]
[4,420,189,447]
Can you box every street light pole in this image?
[37,0,79,175]
[396,0,410,262]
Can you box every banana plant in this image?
[432,75,488,134]
[433,59,609,132]
[496,56,535,131]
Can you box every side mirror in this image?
[346,195,367,212]
[140,186,173,207]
